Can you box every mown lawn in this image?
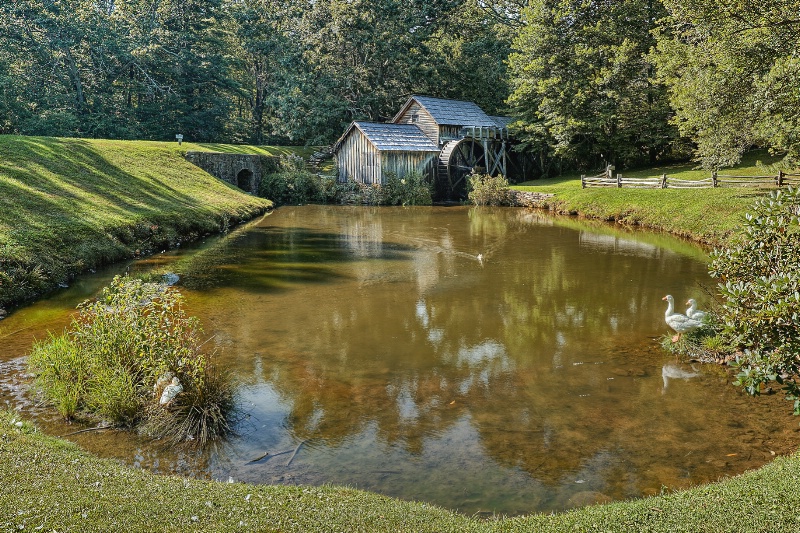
[513,151,789,245]
[0,136,274,309]
[3,411,800,532]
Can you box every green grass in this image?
[191,143,321,159]
[4,410,800,532]
[514,151,790,246]
[0,135,273,308]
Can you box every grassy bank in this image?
[3,410,800,532]
[513,151,786,246]
[0,136,274,309]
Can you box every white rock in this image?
[159,377,183,406]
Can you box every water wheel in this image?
[437,139,486,200]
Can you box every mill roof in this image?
[490,115,514,129]
[334,122,439,152]
[393,96,499,128]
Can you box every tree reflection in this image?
[182,206,770,495]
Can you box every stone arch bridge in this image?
[185,151,279,194]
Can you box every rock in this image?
[159,376,183,406]
[0,308,6,320]
[566,491,613,508]
[507,190,555,207]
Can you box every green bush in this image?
[27,276,233,444]
[381,171,433,206]
[467,172,512,206]
[709,187,800,412]
[258,154,333,205]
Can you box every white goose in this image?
[685,298,707,321]
[662,295,703,342]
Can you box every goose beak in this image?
[662,295,668,301]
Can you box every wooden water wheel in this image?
[437,138,486,200]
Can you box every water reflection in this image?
[1,206,797,516]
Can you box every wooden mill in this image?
[333,96,525,199]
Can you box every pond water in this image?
[2,205,799,516]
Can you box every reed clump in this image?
[27,275,234,445]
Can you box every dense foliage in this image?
[508,0,679,173]
[2,1,800,170]
[27,276,234,444]
[709,188,800,411]
[468,172,512,206]
[653,1,800,169]
[258,155,338,206]
[0,0,513,145]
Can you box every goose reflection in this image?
[661,363,700,394]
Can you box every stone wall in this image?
[185,151,279,194]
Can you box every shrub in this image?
[467,172,512,206]
[27,276,234,444]
[382,172,434,206]
[258,154,332,206]
[708,187,800,412]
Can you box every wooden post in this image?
[581,174,586,188]
[778,171,784,187]
[616,173,622,188]
[712,171,718,188]
[661,173,667,189]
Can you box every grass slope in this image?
[3,412,800,532]
[514,151,788,245]
[0,136,272,309]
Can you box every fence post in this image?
[581,174,586,189]
[617,173,622,188]
[712,171,718,188]
[661,174,667,189]
[778,171,784,187]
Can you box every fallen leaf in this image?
[726,453,737,457]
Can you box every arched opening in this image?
[236,169,254,192]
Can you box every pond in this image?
[1,205,798,516]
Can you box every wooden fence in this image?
[581,166,800,189]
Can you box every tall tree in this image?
[507,0,677,172]
[654,1,800,168]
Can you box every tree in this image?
[654,1,800,168]
[507,0,678,172]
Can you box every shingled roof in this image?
[394,96,499,128]
[334,122,439,152]
[490,115,514,129]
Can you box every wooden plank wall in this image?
[382,152,438,183]
[394,102,439,145]
[439,125,462,144]
[337,129,381,184]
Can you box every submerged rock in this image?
[566,491,613,508]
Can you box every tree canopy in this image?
[1,0,798,171]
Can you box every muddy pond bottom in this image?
[3,206,799,516]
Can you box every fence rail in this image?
[581,166,800,189]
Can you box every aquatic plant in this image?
[27,276,234,444]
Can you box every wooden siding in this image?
[337,128,382,184]
[394,102,439,145]
[439,125,462,144]
[382,152,438,183]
